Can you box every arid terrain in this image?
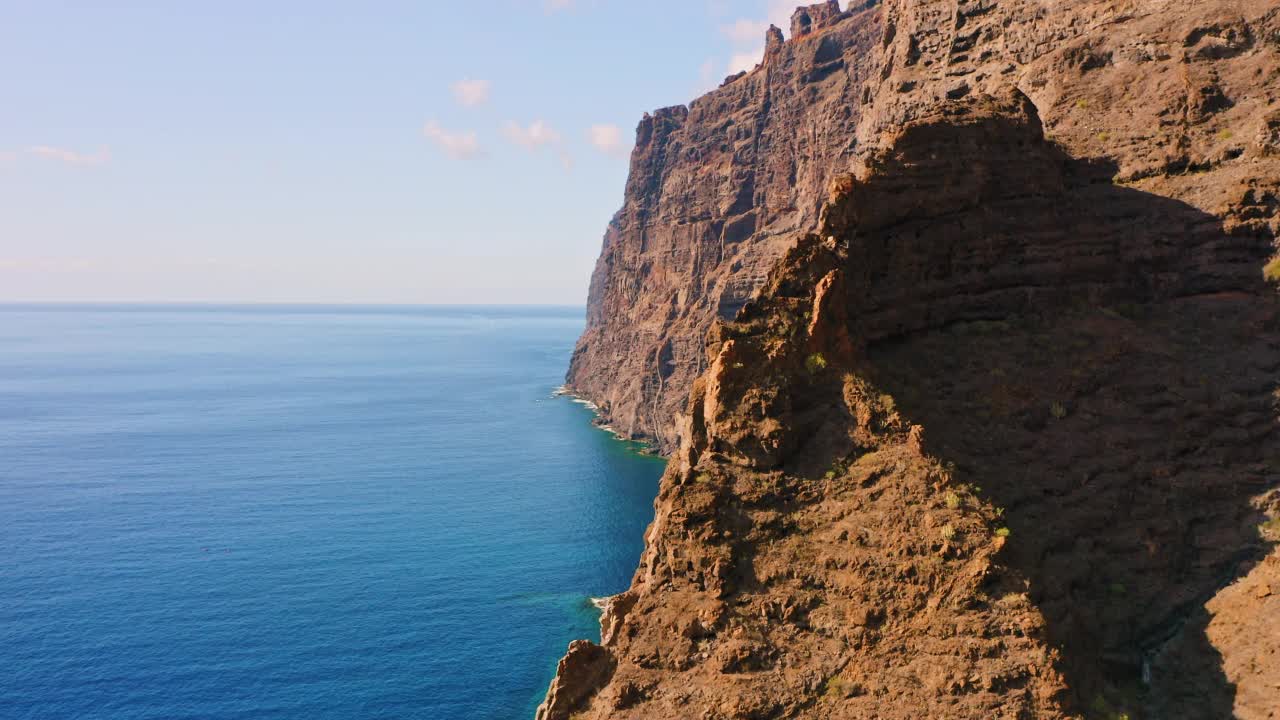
[547,1,1280,717]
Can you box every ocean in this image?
[0,304,664,720]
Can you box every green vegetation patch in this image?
[805,352,829,374]
[1259,517,1280,537]
[824,458,848,480]
[1264,256,1280,283]
[822,675,848,701]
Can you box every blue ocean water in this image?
[0,304,664,720]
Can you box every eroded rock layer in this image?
[546,1,1280,718]
[567,1,884,453]
[569,0,1280,454]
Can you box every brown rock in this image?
[791,1,844,39]
[546,1,1280,718]
[566,3,886,453]
[534,640,615,720]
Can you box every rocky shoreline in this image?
[554,385,661,455]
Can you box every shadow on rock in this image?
[844,101,1280,717]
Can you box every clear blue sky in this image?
[0,0,804,304]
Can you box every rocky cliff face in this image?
[566,1,884,454]
[547,1,1280,718]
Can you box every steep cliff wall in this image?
[546,1,1280,718]
[567,1,884,453]
[570,0,1280,454]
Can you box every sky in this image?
[0,0,810,305]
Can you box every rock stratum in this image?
[548,1,1280,718]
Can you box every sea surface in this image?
[0,304,665,720]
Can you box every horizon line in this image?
[0,300,587,309]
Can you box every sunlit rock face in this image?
[547,1,1280,718]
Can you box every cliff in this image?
[566,1,883,454]
[547,1,1280,718]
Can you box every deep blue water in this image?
[0,304,664,720]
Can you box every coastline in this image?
[551,385,661,456]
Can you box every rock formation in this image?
[566,1,882,454]
[547,1,1280,718]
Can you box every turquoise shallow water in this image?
[0,304,664,720]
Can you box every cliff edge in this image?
[548,1,1280,717]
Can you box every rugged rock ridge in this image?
[567,1,884,453]
[569,0,1280,454]
[545,1,1280,718]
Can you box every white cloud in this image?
[695,57,724,94]
[27,145,111,166]
[728,50,762,75]
[422,122,482,159]
[503,120,563,149]
[504,120,573,171]
[699,58,717,88]
[715,0,803,79]
[766,0,800,29]
[720,18,769,45]
[586,124,627,157]
[451,78,491,108]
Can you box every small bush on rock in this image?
[1264,256,1280,283]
